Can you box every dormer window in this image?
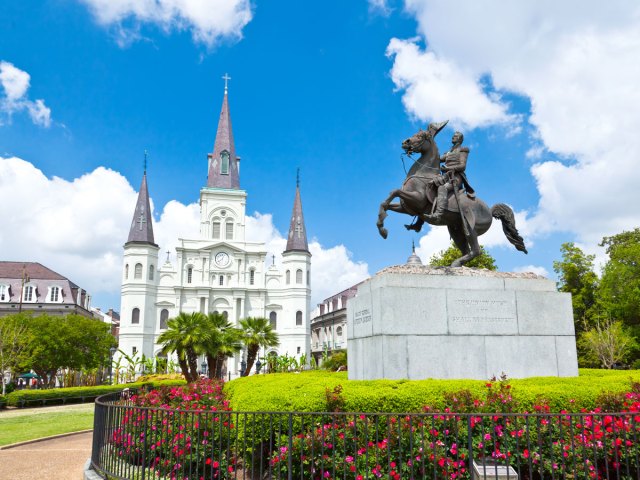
[23,285,35,302]
[221,151,230,175]
[49,286,61,303]
[0,285,9,302]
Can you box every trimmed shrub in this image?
[0,395,6,409]
[5,379,186,407]
[224,369,640,413]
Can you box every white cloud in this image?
[0,62,30,101]
[0,157,134,295]
[0,62,52,127]
[386,39,515,130]
[369,0,393,16]
[389,1,640,251]
[79,0,253,47]
[0,156,368,308]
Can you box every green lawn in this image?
[0,405,94,446]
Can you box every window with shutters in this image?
[148,265,154,280]
[296,269,303,284]
[249,269,255,285]
[134,263,142,279]
[212,221,221,239]
[132,308,140,324]
[187,267,193,284]
[219,275,224,286]
[226,220,234,240]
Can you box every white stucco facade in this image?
[118,91,311,377]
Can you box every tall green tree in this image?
[203,313,242,380]
[0,314,28,394]
[598,228,640,326]
[429,242,498,270]
[19,314,115,388]
[157,312,209,382]
[553,242,599,332]
[239,317,279,376]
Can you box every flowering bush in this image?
[103,378,640,480]
[109,379,238,479]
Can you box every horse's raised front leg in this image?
[377,188,426,239]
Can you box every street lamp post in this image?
[240,355,246,377]
[201,361,207,377]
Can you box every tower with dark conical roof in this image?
[281,172,312,360]
[207,79,240,190]
[120,165,159,362]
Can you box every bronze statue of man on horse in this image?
[376,120,527,267]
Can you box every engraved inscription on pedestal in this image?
[351,303,374,338]
[447,290,518,335]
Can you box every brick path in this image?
[0,430,92,480]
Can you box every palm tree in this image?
[157,312,209,382]
[239,317,279,376]
[204,313,243,380]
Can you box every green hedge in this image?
[224,369,640,413]
[5,379,186,407]
[0,395,6,409]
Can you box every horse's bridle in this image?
[402,131,440,175]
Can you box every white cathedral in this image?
[118,86,311,377]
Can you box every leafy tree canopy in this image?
[552,242,599,332]
[429,242,497,270]
[598,228,640,326]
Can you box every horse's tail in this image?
[491,203,528,254]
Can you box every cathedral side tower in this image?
[120,170,160,361]
[278,177,312,359]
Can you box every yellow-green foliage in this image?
[224,369,640,413]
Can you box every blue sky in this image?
[2,1,639,310]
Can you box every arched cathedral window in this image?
[132,308,140,324]
[296,310,302,326]
[225,220,234,240]
[269,311,277,330]
[148,265,154,281]
[296,269,303,284]
[134,263,142,279]
[160,309,169,329]
[212,221,221,239]
[286,270,290,284]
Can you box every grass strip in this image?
[0,407,94,446]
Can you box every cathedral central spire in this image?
[207,78,240,189]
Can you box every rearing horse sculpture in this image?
[376,121,527,267]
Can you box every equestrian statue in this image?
[376,120,528,267]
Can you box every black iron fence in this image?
[91,391,640,479]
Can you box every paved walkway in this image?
[0,430,93,480]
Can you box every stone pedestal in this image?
[347,266,578,380]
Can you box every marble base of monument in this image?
[347,266,578,380]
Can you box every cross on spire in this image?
[272,254,275,266]
[137,212,147,231]
[166,250,171,262]
[144,150,148,174]
[222,73,231,94]
[296,168,300,188]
